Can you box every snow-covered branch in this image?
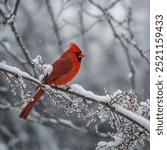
[0,63,150,133]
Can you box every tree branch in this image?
[0,63,150,133]
[0,100,109,138]
[45,0,63,54]
[89,0,136,89]
[0,0,37,77]
[12,0,21,17]
[0,41,27,64]
[122,34,150,64]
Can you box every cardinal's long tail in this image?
[19,89,45,119]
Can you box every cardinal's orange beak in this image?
[79,53,85,58]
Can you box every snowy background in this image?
[0,0,149,150]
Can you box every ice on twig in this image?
[32,55,43,66]
[43,64,53,76]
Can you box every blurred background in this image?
[0,0,149,149]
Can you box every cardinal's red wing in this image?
[45,58,73,84]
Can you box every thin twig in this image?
[126,7,134,39]
[122,35,150,64]
[0,41,26,64]
[106,0,122,11]
[0,0,21,23]
[45,0,63,54]
[9,24,30,64]
[12,0,21,16]
[9,21,37,77]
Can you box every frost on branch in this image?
[32,55,53,82]
[0,63,149,149]
[49,84,149,150]
[96,136,124,150]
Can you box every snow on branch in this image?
[0,63,150,149]
[0,63,41,86]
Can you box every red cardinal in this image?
[19,43,85,119]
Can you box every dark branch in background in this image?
[123,8,150,65]
[83,8,127,30]
[0,123,19,148]
[78,3,88,55]
[62,17,105,46]
[0,0,20,22]
[0,101,87,133]
[56,0,72,19]
[45,0,63,54]
[0,41,26,64]
[126,8,134,39]
[9,0,37,76]
[106,0,122,11]
[0,101,109,138]
[12,0,20,16]
[9,22,35,70]
[0,40,30,73]
[122,35,150,64]
[0,4,6,19]
[0,0,37,77]
[89,0,136,89]
[0,64,150,133]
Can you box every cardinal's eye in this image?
[74,52,81,57]
[74,52,82,62]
